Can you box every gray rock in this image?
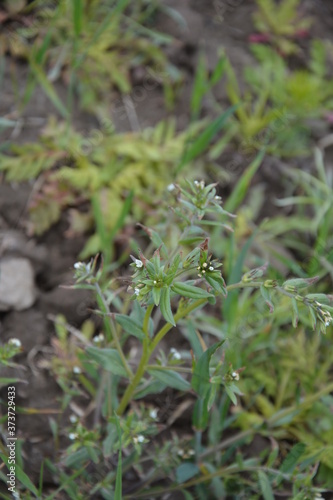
[0,257,36,311]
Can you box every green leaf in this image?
[176,106,236,174]
[176,463,200,483]
[205,274,227,296]
[210,53,226,86]
[260,285,274,313]
[0,453,39,497]
[172,282,212,300]
[29,59,69,119]
[0,378,20,388]
[192,393,210,431]
[180,490,196,500]
[73,0,83,38]
[191,340,225,398]
[147,368,191,391]
[160,287,175,326]
[224,148,265,213]
[225,384,238,405]
[223,231,257,324]
[152,286,162,306]
[86,347,128,377]
[280,443,306,474]
[258,470,274,500]
[291,297,299,327]
[114,315,144,340]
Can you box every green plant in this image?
[253,0,312,55]
[2,0,181,115]
[13,179,328,498]
[0,105,234,258]
[0,339,23,388]
[257,148,333,281]
[221,42,333,157]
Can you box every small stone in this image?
[0,257,36,311]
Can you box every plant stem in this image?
[117,298,206,415]
[226,281,263,291]
[143,304,154,338]
[116,336,149,416]
[94,282,133,379]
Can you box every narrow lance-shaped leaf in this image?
[258,470,274,500]
[172,282,213,300]
[160,287,175,326]
[192,392,210,431]
[291,297,299,328]
[114,315,144,340]
[152,287,161,307]
[205,274,227,296]
[191,340,225,398]
[86,347,128,377]
[176,106,236,174]
[260,285,274,313]
[147,368,190,391]
[276,443,306,487]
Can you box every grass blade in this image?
[29,60,69,119]
[224,148,265,213]
[176,106,236,174]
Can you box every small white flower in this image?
[177,449,184,456]
[134,288,140,296]
[134,434,145,444]
[170,348,181,360]
[74,261,84,270]
[202,270,206,274]
[69,433,77,440]
[149,408,158,419]
[202,263,208,268]
[209,266,214,271]
[194,180,199,186]
[73,366,81,374]
[69,415,78,424]
[214,195,222,201]
[197,266,201,270]
[188,449,195,456]
[325,319,331,327]
[167,183,175,192]
[135,259,143,268]
[153,280,157,284]
[232,371,240,381]
[198,273,202,278]
[199,180,205,189]
[9,338,21,348]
